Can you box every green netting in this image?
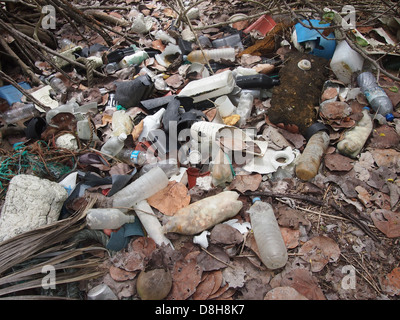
[0,141,76,195]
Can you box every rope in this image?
[76,57,95,88]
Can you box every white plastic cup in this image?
[215,95,236,117]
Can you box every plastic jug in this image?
[330,40,364,84]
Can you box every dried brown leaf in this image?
[228,174,262,193]
[210,224,243,245]
[380,267,400,296]
[280,268,326,300]
[371,209,400,238]
[280,227,299,249]
[192,272,216,300]
[264,286,308,300]
[167,258,203,300]
[299,236,340,272]
[109,265,138,282]
[147,181,190,216]
[325,153,354,172]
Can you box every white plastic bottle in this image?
[236,92,254,127]
[100,133,127,158]
[186,47,236,64]
[86,208,135,229]
[337,107,373,158]
[133,199,173,248]
[330,40,364,84]
[112,166,169,209]
[247,198,288,269]
[357,72,394,122]
[138,108,165,142]
[295,130,330,181]
[177,70,236,103]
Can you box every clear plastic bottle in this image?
[48,76,67,94]
[138,158,180,178]
[138,108,165,142]
[295,130,330,181]
[247,198,288,269]
[1,103,40,125]
[104,62,121,75]
[357,72,394,122]
[100,133,127,158]
[86,208,135,229]
[117,149,147,166]
[186,48,236,64]
[236,92,254,127]
[87,284,118,300]
[337,107,373,158]
[112,166,169,209]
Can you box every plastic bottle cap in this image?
[386,113,394,122]
[298,59,312,71]
[252,197,261,203]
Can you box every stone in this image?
[0,174,68,242]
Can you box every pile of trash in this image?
[0,0,400,300]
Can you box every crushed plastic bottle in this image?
[1,103,40,125]
[112,166,169,210]
[236,92,254,127]
[247,198,288,269]
[337,107,373,158]
[357,72,394,122]
[86,208,135,229]
[100,133,127,158]
[162,191,243,235]
[133,200,173,247]
[295,130,330,181]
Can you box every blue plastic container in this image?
[294,19,336,60]
[0,82,32,105]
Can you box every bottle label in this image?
[363,87,386,102]
[130,150,140,164]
